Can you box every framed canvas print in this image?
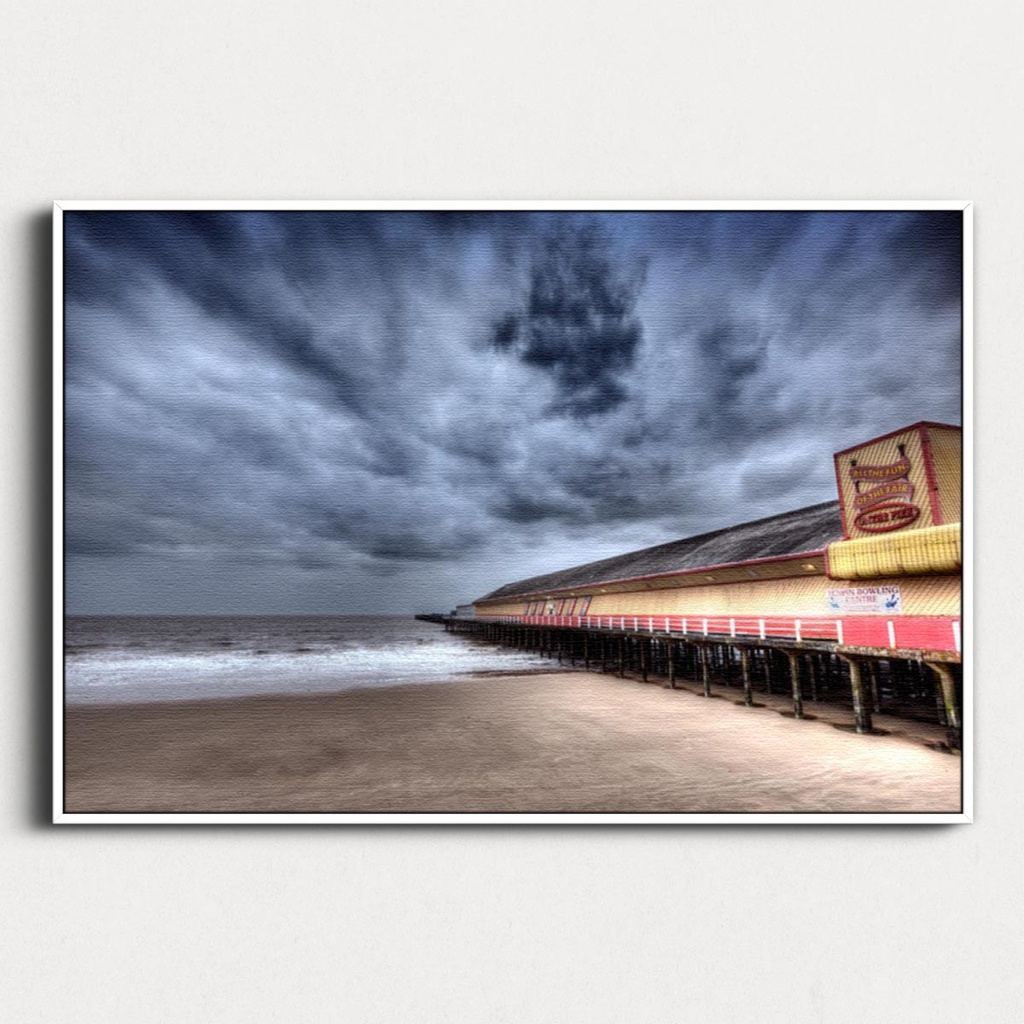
[53,201,971,824]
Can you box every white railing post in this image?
[795,620,802,643]
[887,620,896,649]
[729,618,736,638]
[758,618,765,640]
[836,620,844,645]
[702,617,708,636]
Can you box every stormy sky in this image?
[64,210,962,614]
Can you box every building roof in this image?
[477,500,842,602]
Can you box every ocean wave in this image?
[63,619,562,705]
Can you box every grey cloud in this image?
[738,453,825,504]
[62,210,962,613]
[696,323,770,407]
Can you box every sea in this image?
[64,615,560,706]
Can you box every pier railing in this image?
[473,613,961,656]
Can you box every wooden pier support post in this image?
[840,656,873,734]
[740,647,753,706]
[786,651,804,719]
[583,634,590,671]
[822,654,833,695]
[640,639,648,682]
[807,655,818,702]
[700,645,711,697]
[867,660,881,713]
[666,639,676,689]
[934,670,948,726]
[927,662,961,750]
[617,636,625,678]
[763,650,773,695]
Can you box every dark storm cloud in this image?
[66,212,375,414]
[490,222,647,416]
[882,211,963,305]
[63,209,962,613]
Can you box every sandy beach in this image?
[63,670,961,814]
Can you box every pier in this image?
[415,613,962,750]
[419,421,963,753]
[426,422,964,753]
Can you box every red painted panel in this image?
[895,619,948,650]
[799,620,841,641]
[839,618,891,647]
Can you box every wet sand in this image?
[63,671,961,814]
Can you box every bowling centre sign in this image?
[827,585,902,615]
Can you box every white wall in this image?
[2,2,1020,1020]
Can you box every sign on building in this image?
[826,585,902,615]
[832,423,961,539]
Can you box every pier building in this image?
[449,422,963,747]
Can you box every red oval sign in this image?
[853,501,921,533]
